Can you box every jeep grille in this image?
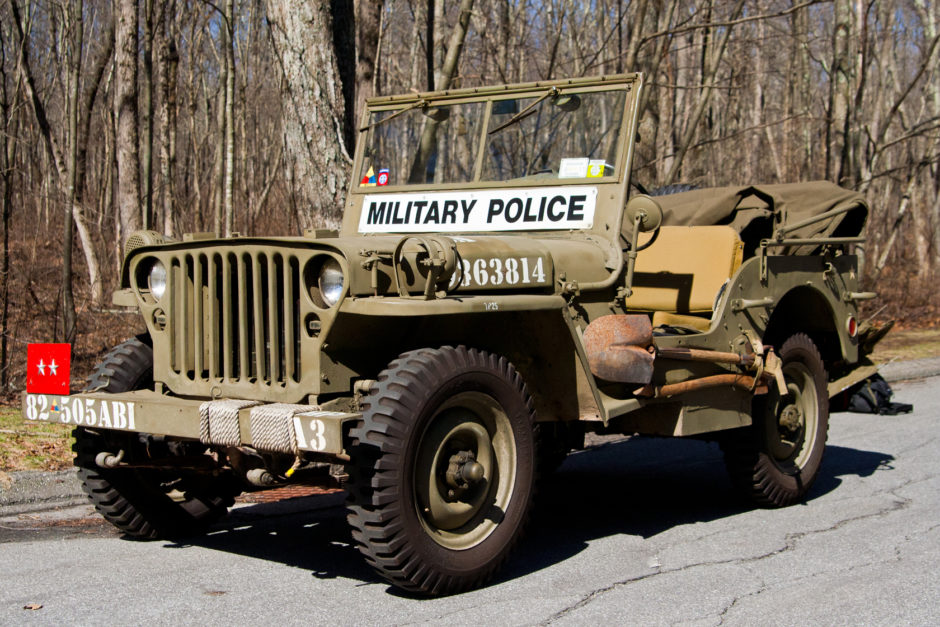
[167,251,302,389]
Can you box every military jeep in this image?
[22,74,877,595]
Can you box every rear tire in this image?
[346,346,536,595]
[74,338,239,539]
[721,333,829,507]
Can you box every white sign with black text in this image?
[358,186,597,233]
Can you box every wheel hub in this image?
[779,404,802,432]
[413,392,518,550]
[766,360,819,468]
[446,450,485,491]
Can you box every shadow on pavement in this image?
[161,492,383,587]
[499,436,895,584]
[160,434,894,591]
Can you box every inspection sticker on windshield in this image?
[359,187,596,233]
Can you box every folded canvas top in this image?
[650,181,868,255]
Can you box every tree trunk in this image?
[212,29,226,236]
[141,0,155,229]
[355,0,383,125]
[115,0,142,242]
[332,0,356,153]
[408,5,422,90]
[75,14,114,208]
[425,0,435,90]
[223,0,236,236]
[158,1,178,236]
[0,76,16,388]
[407,0,474,183]
[874,171,918,273]
[826,0,851,183]
[623,0,649,72]
[61,0,84,343]
[264,0,351,228]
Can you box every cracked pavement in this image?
[1,377,937,625]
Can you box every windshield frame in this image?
[343,73,644,241]
[354,81,632,191]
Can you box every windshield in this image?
[358,87,627,188]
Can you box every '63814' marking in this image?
[25,394,136,430]
[449,256,548,290]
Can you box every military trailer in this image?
[22,74,878,595]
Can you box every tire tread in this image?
[721,333,829,507]
[346,345,536,595]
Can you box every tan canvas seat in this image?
[624,225,744,331]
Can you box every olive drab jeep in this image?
[22,74,880,595]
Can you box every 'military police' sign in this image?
[359,187,597,233]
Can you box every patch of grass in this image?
[871,327,940,363]
[0,406,74,472]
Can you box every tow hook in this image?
[95,450,125,468]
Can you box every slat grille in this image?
[168,250,301,387]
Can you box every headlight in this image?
[318,258,344,306]
[149,260,167,301]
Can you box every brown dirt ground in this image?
[0,406,73,472]
[869,326,940,362]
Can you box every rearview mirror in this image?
[624,194,663,233]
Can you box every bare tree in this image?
[355,0,383,124]
[8,0,104,313]
[115,0,141,244]
[223,0,234,236]
[408,0,474,182]
[663,0,745,186]
[141,0,154,228]
[0,6,20,385]
[264,0,351,227]
[156,0,177,236]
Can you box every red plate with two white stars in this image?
[26,343,71,395]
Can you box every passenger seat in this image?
[624,226,744,333]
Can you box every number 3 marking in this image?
[309,418,326,451]
[294,416,327,451]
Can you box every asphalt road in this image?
[1,377,937,625]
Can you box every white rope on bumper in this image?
[248,403,321,455]
[198,399,262,447]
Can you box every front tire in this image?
[74,338,239,539]
[346,346,536,595]
[722,333,829,507]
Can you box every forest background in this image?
[0,0,938,395]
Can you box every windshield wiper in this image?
[487,87,558,136]
[359,99,428,132]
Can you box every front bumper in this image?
[23,392,357,456]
